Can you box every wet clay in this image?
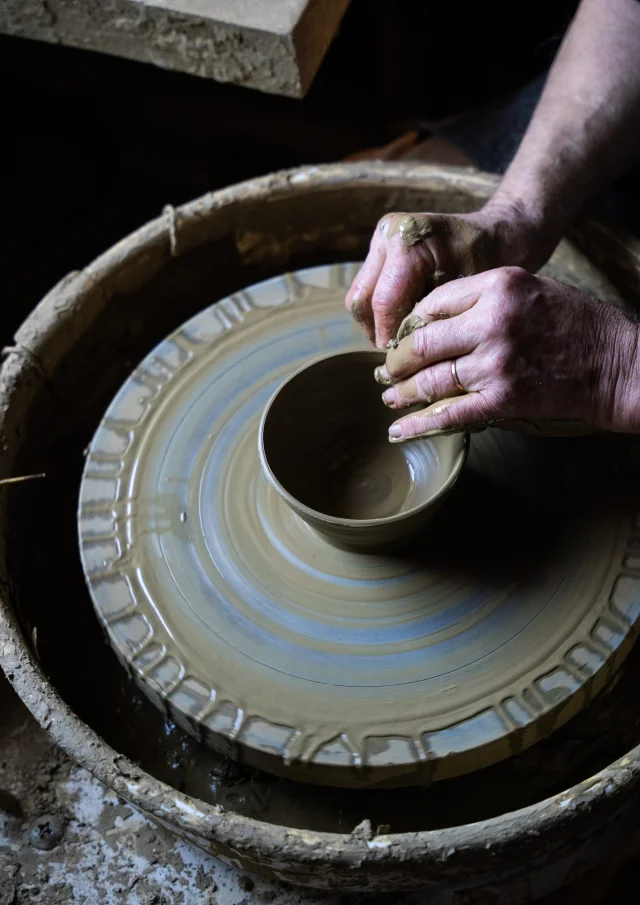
[78,264,640,790]
[381,212,496,285]
[260,351,465,542]
[269,417,414,520]
[385,214,434,248]
[318,440,412,519]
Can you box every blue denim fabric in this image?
[435,75,640,239]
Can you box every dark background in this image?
[2,0,577,341]
[7,4,640,902]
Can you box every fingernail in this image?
[388,423,402,439]
[382,389,395,407]
[374,366,392,386]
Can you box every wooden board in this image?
[0,0,351,97]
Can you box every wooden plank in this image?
[0,0,351,98]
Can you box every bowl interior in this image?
[261,351,463,523]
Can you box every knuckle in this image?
[411,325,430,358]
[418,289,445,320]
[501,265,529,286]
[377,213,395,239]
[484,300,510,337]
[371,290,392,314]
[415,368,434,398]
[490,265,529,295]
[490,342,513,379]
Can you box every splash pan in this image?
[78,264,640,788]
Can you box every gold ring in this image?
[451,359,466,394]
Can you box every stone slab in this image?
[0,0,351,97]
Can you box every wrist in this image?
[475,190,563,273]
[598,316,640,432]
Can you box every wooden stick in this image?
[0,473,46,486]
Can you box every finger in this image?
[345,235,387,345]
[382,354,476,408]
[388,392,490,442]
[371,245,437,348]
[384,316,478,382]
[412,271,491,321]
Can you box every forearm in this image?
[485,0,640,269]
[608,316,640,432]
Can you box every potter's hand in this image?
[345,208,548,349]
[377,267,640,440]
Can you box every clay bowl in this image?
[259,351,468,550]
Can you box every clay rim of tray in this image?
[2,600,639,864]
[1,162,639,873]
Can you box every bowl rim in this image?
[258,350,469,528]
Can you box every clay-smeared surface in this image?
[379,213,496,283]
[385,214,434,248]
[78,263,640,788]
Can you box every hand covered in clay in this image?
[345,207,547,348]
[376,267,640,440]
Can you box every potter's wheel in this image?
[78,263,640,788]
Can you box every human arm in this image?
[346,0,640,348]
[482,0,640,268]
